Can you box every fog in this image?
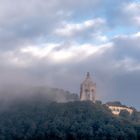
[0,0,140,110]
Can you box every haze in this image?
[0,0,140,109]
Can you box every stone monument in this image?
[80,72,96,102]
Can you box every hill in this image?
[0,99,140,140]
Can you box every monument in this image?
[80,72,96,102]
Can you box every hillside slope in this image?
[0,100,140,140]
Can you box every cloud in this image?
[0,31,140,109]
[0,0,101,50]
[2,42,105,68]
[123,2,140,26]
[0,0,138,50]
[0,0,140,109]
[54,18,106,36]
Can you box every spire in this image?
[86,72,90,78]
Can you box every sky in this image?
[0,0,140,109]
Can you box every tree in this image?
[119,110,130,119]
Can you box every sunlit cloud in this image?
[54,18,106,37]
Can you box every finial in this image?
[87,72,90,78]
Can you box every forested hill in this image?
[0,99,140,140]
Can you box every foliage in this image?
[119,110,130,119]
[106,101,126,107]
[0,99,139,140]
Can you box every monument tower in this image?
[80,72,96,102]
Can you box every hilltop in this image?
[0,97,140,140]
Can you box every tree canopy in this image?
[0,97,140,140]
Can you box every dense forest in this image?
[0,93,140,140]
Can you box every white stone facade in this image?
[80,72,96,102]
[108,105,133,115]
